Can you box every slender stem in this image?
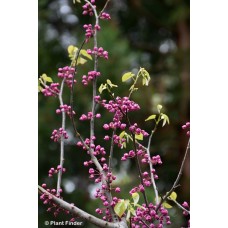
[156,138,190,212]
[98,0,111,17]
[56,78,66,196]
[132,134,149,207]
[38,186,127,228]
[168,199,190,214]
[84,1,118,222]
[147,125,159,205]
[140,219,150,228]
[109,129,116,172]
[39,80,59,96]
[107,90,149,207]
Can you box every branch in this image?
[98,0,111,17]
[38,186,127,228]
[167,198,190,215]
[156,138,190,212]
[146,125,159,205]
[56,78,66,196]
[109,129,116,172]
[83,1,118,222]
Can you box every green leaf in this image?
[157,104,163,113]
[122,72,135,82]
[168,192,177,201]
[114,200,128,218]
[68,45,78,60]
[77,57,87,65]
[81,49,92,60]
[135,133,143,141]
[107,79,118,88]
[41,74,53,83]
[163,202,172,209]
[126,210,131,222]
[130,207,136,216]
[98,83,107,94]
[132,192,139,206]
[145,114,156,122]
[119,131,126,139]
[161,113,170,127]
[73,0,81,3]
[142,78,147,86]
[38,85,43,93]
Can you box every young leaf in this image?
[130,206,136,216]
[161,113,170,127]
[122,72,135,82]
[98,83,107,94]
[81,49,92,60]
[107,79,118,88]
[135,133,143,141]
[77,57,87,65]
[132,192,139,206]
[119,131,126,139]
[41,74,53,83]
[126,210,131,222]
[168,191,177,201]
[68,45,78,60]
[157,104,163,113]
[163,202,172,209]
[114,200,128,218]
[145,114,156,122]
[38,85,43,93]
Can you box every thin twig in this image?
[147,125,159,205]
[98,0,111,17]
[56,78,66,196]
[107,90,149,207]
[167,199,190,215]
[109,129,116,172]
[156,138,190,212]
[38,186,127,228]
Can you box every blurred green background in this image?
[38,0,190,227]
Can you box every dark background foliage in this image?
[38,0,190,227]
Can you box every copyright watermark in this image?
[44,221,84,226]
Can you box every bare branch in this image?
[156,138,190,212]
[38,186,127,228]
[167,198,190,215]
[146,126,159,205]
[56,78,66,196]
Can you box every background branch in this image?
[156,138,190,212]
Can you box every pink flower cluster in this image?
[58,66,76,88]
[129,202,171,227]
[82,1,96,16]
[48,165,66,178]
[56,104,75,116]
[96,96,141,130]
[40,183,71,218]
[42,83,60,96]
[100,12,111,20]
[182,201,190,216]
[87,47,108,59]
[182,122,190,136]
[79,111,101,121]
[51,128,69,142]
[82,71,101,85]
[129,123,149,137]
